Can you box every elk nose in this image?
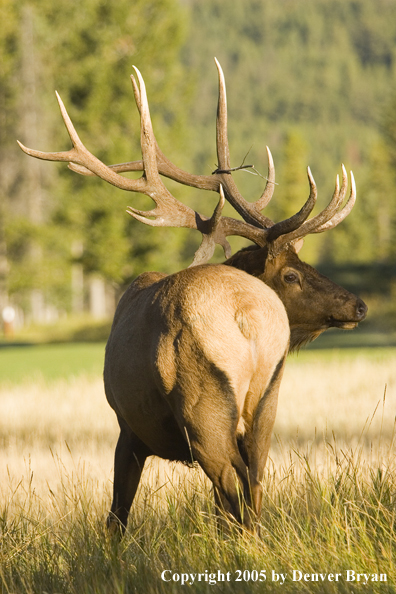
[355,298,368,321]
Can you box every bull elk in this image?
[18,60,367,533]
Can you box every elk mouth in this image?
[328,317,359,330]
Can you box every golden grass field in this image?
[1,346,396,593]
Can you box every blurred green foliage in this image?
[1,0,396,320]
[0,0,192,314]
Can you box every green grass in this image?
[1,446,396,594]
[0,342,105,384]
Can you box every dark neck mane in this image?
[223,245,268,277]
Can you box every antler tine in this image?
[214,57,231,171]
[68,74,144,178]
[312,171,356,233]
[298,164,348,233]
[211,59,273,228]
[132,66,159,184]
[255,146,276,211]
[267,167,318,243]
[131,71,142,113]
[18,91,83,165]
[271,165,354,251]
[18,91,147,193]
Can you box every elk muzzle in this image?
[327,296,367,330]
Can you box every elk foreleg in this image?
[107,418,150,537]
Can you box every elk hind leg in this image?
[107,418,150,537]
[207,447,256,530]
[168,363,256,530]
[242,354,287,524]
[180,415,255,530]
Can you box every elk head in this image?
[18,59,367,350]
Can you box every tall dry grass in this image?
[1,348,396,593]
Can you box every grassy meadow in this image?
[1,341,396,593]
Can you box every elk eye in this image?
[283,272,299,284]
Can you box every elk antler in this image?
[18,60,357,265]
[69,60,356,255]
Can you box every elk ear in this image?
[292,238,304,253]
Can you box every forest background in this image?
[1,0,396,341]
